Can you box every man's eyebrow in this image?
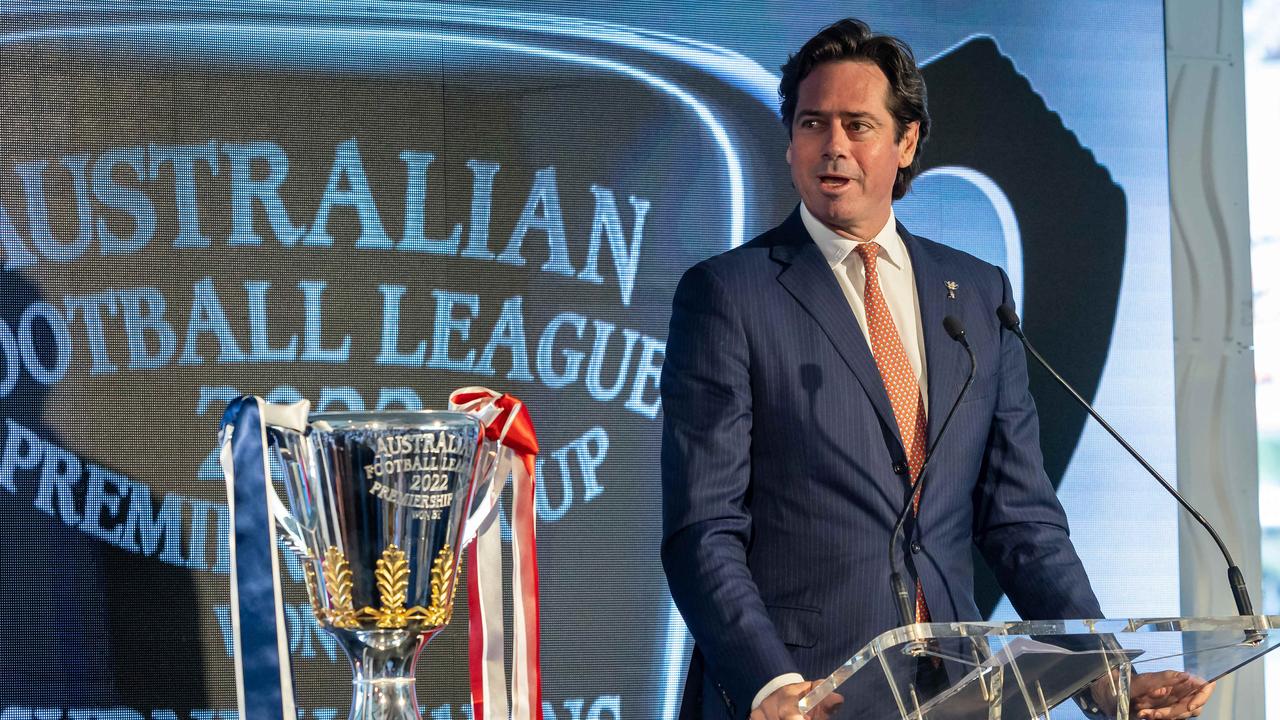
[794,109,879,120]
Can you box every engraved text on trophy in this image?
[364,432,466,520]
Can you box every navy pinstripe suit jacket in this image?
[660,208,1102,719]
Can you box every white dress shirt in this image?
[751,204,929,711]
[802,202,928,406]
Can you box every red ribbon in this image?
[451,387,543,720]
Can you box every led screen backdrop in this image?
[0,2,1175,718]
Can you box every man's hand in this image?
[749,681,844,720]
[1091,670,1215,719]
[1129,671,1215,719]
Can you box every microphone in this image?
[996,304,1257,620]
[889,315,977,637]
[943,315,969,347]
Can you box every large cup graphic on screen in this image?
[1,2,793,713]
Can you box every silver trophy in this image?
[264,406,496,720]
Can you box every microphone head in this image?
[996,304,1021,331]
[942,315,967,343]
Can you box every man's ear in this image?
[898,121,920,168]
[786,142,793,166]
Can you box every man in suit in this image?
[660,18,1213,720]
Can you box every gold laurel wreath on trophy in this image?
[307,543,457,630]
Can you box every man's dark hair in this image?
[779,18,931,199]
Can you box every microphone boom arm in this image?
[998,305,1255,618]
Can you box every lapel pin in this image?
[945,280,958,300]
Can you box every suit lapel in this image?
[900,223,966,449]
[772,210,904,446]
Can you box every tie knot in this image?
[854,241,881,268]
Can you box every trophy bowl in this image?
[266,410,491,720]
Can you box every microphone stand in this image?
[889,316,976,652]
[996,305,1259,640]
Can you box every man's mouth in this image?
[818,174,852,190]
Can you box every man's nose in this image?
[821,125,851,158]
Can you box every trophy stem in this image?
[344,630,433,720]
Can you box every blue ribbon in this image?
[219,395,295,720]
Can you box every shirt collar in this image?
[799,202,906,271]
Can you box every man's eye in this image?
[800,119,821,129]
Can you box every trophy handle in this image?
[267,486,313,559]
[260,399,316,559]
[459,439,508,550]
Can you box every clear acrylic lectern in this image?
[798,616,1280,719]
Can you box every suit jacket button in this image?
[892,462,907,475]
[910,542,922,554]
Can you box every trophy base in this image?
[350,677,424,720]
[340,628,436,720]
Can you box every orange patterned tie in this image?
[853,242,931,623]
